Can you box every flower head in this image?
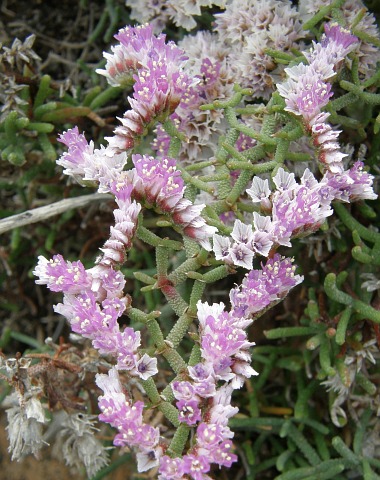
[230,255,303,318]
[177,399,202,425]
[34,254,91,294]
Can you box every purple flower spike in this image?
[276,22,358,173]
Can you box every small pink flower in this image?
[177,399,202,425]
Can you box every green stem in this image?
[155,245,169,278]
[319,337,335,376]
[225,170,253,205]
[185,160,216,171]
[138,379,181,429]
[166,424,190,457]
[324,273,380,323]
[302,0,346,30]
[177,167,215,194]
[264,327,317,339]
[137,225,183,250]
[200,89,244,111]
[332,437,360,467]
[188,344,202,366]
[226,158,277,173]
[168,249,209,285]
[356,373,377,395]
[166,310,195,348]
[33,75,52,110]
[285,423,321,466]
[340,80,380,105]
[336,307,352,345]
[189,279,206,311]
[88,86,122,110]
[334,202,380,243]
[224,107,277,145]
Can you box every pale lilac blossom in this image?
[229,242,255,269]
[177,399,202,426]
[299,0,380,78]
[126,154,217,249]
[230,255,303,319]
[196,300,256,384]
[277,74,333,122]
[212,234,232,262]
[213,162,374,268]
[322,161,377,202]
[96,24,187,86]
[98,25,194,153]
[96,370,161,470]
[57,127,127,190]
[246,176,272,210]
[251,230,273,257]
[180,453,211,479]
[273,169,297,192]
[57,127,92,179]
[172,381,196,401]
[33,254,91,294]
[158,456,184,480]
[133,354,158,380]
[231,219,254,244]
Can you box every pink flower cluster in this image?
[34,255,158,381]
[96,368,161,473]
[34,254,92,294]
[57,127,127,191]
[96,24,194,152]
[120,154,217,249]
[213,164,376,268]
[196,301,257,388]
[158,299,260,478]
[97,24,188,87]
[33,17,377,480]
[35,248,304,479]
[57,125,216,250]
[230,254,304,318]
[159,409,237,479]
[157,256,301,479]
[277,23,358,173]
